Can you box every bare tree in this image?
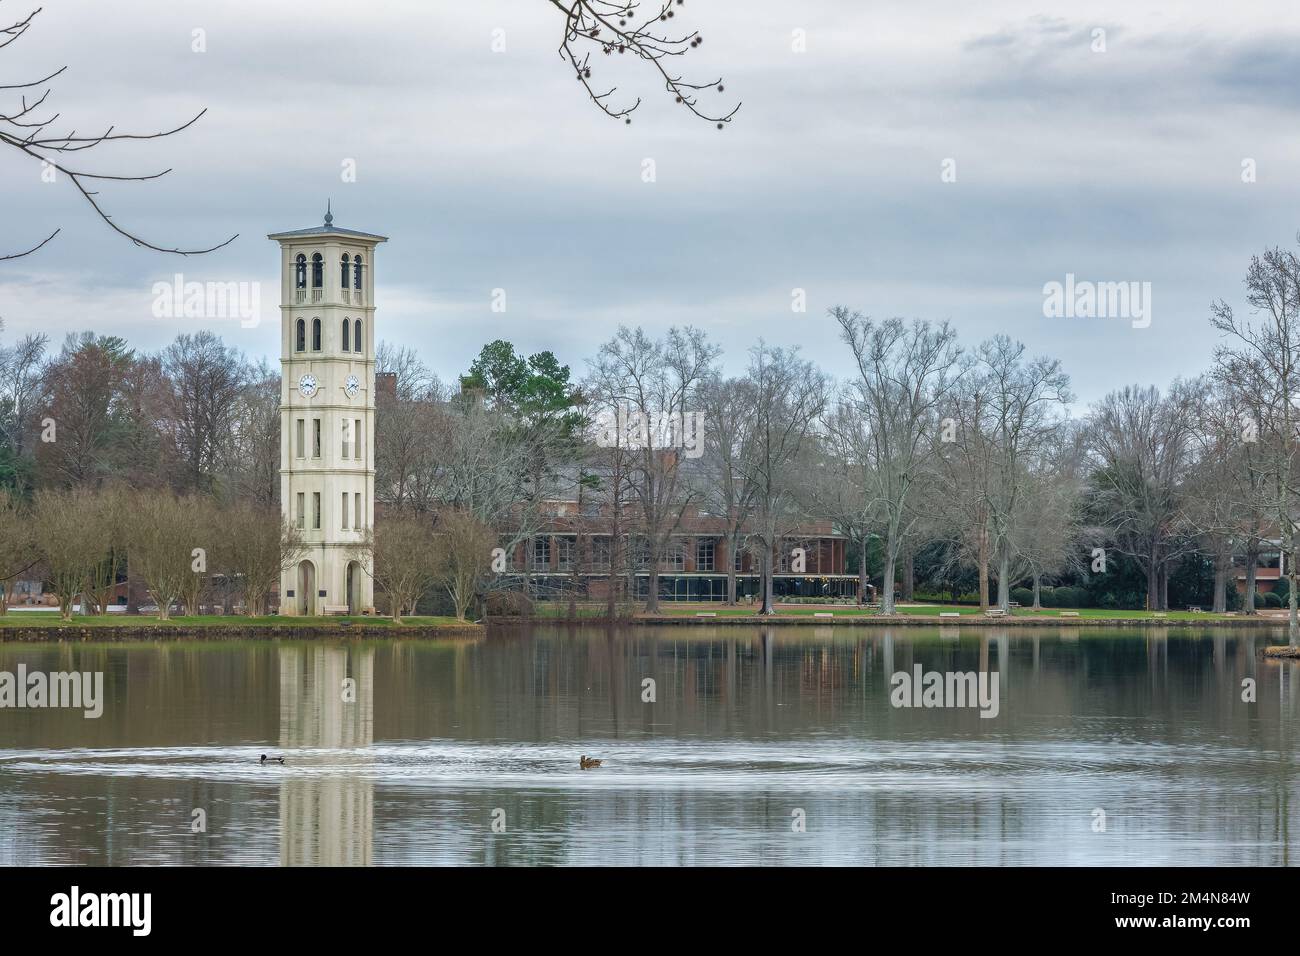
[161,332,247,494]
[125,491,199,620]
[948,336,1073,612]
[818,400,882,605]
[1185,377,1269,613]
[580,409,638,618]
[696,374,757,604]
[736,342,827,615]
[0,321,48,478]
[82,484,127,614]
[0,4,234,259]
[375,344,446,512]
[547,0,739,127]
[115,352,170,490]
[32,485,115,620]
[357,511,444,622]
[219,360,280,506]
[437,508,497,622]
[835,308,962,614]
[588,325,718,612]
[212,502,301,617]
[1087,383,1197,611]
[1008,426,1087,609]
[0,487,35,612]
[1210,238,1300,642]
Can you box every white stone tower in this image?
[270,207,386,615]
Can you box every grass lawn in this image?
[0,613,471,628]
[633,603,1240,621]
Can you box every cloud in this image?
[3,0,1300,406]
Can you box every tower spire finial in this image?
[324,199,333,228]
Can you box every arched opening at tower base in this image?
[297,560,317,616]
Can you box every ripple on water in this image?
[0,737,1277,795]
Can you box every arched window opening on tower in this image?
[354,319,363,355]
[311,253,323,288]
[341,253,350,288]
[353,255,363,290]
[295,254,307,288]
[295,319,306,352]
[342,318,351,352]
[312,318,322,351]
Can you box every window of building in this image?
[312,418,321,459]
[295,254,307,289]
[295,318,305,352]
[295,492,305,530]
[733,543,746,572]
[557,537,575,571]
[312,492,321,530]
[697,539,715,572]
[341,492,350,530]
[354,419,362,460]
[341,420,352,459]
[341,253,350,288]
[669,542,686,571]
[311,253,323,288]
[532,536,550,569]
[312,318,322,351]
[295,419,305,459]
[591,537,611,571]
[353,319,363,354]
[353,255,363,290]
[354,493,362,530]
[342,318,351,352]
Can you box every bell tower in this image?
[270,207,387,615]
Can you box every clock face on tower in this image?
[298,374,318,398]
[345,374,360,398]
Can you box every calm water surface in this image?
[1,625,1297,866]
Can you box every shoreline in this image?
[497,613,1288,628]
[1,614,1293,643]
[0,621,485,643]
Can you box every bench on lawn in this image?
[984,608,1007,617]
[1186,605,1203,613]
[322,604,350,616]
[939,612,961,618]
[1009,601,1021,608]
[813,612,833,618]
[1153,612,1168,618]
[695,612,717,617]
[1060,611,1080,617]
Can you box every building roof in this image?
[267,204,388,242]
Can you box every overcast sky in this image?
[3,0,1300,407]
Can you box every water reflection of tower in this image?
[278,644,375,866]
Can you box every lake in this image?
[1,625,1297,866]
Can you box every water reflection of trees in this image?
[1,630,1299,864]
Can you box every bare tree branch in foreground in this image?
[0,3,236,260]
[548,0,740,127]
